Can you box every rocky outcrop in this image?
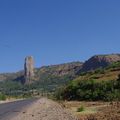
[81,54,120,72]
[0,53,120,84]
[24,56,34,84]
[0,61,82,84]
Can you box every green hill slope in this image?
[55,62,120,101]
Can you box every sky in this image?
[0,0,120,73]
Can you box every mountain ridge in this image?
[0,53,120,83]
[81,53,120,72]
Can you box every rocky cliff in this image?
[81,54,120,72]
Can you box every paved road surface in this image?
[0,99,37,120]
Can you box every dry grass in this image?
[62,101,120,120]
[75,69,120,82]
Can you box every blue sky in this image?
[0,0,120,72]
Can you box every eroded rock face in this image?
[81,54,120,72]
[24,56,34,84]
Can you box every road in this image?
[0,98,77,120]
[0,98,37,120]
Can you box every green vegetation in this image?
[77,105,85,112]
[0,61,120,101]
[0,76,70,99]
[55,62,120,101]
[106,61,120,69]
[0,62,82,99]
[0,93,6,100]
[0,81,31,99]
[55,76,120,101]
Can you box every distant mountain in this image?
[0,62,83,82]
[0,53,120,85]
[81,54,120,72]
[0,62,83,93]
[0,53,120,96]
[36,61,83,78]
[0,71,23,81]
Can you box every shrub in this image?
[0,93,6,101]
[56,77,120,101]
[77,105,85,112]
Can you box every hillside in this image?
[56,61,120,101]
[0,62,83,97]
[0,53,120,97]
[0,62,83,82]
[81,54,120,72]
[76,61,120,82]
[0,71,23,81]
[0,54,120,83]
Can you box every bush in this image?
[0,93,6,101]
[77,105,85,112]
